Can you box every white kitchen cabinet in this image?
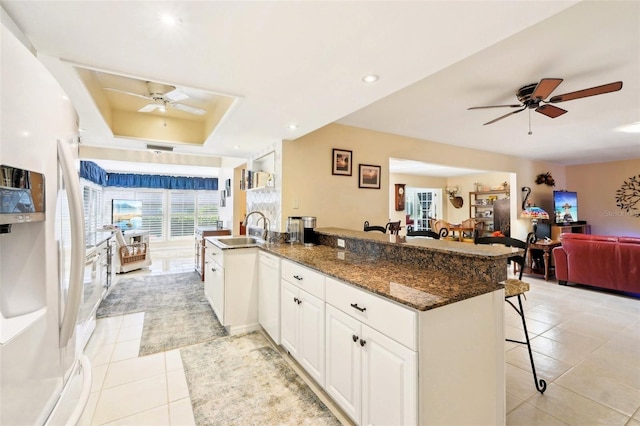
[325,304,417,426]
[203,239,259,335]
[280,260,326,388]
[258,251,281,344]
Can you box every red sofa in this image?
[552,233,640,293]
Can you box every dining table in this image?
[448,224,475,242]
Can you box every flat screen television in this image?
[553,191,578,224]
[112,199,143,230]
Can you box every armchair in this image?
[114,229,151,273]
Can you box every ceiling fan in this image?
[468,78,623,126]
[104,81,207,116]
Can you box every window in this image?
[196,191,219,227]
[102,188,219,242]
[170,191,195,237]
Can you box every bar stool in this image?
[475,232,547,394]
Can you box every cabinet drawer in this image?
[326,277,417,351]
[205,240,224,267]
[281,259,325,300]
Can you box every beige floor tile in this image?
[102,404,170,426]
[92,374,168,425]
[167,368,190,402]
[103,352,165,389]
[506,363,539,401]
[530,334,601,365]
[556,364,640,416]
[527,383,630,425]
[628,418,640,426]
[110,339,141,363]
[506,345,572,383]
[120,312,145,328]
[506,392,526,414]
[91,364,108,394]
[169,397,196,426]
[116,323,144,342]
[85,342,114,367]
[165,349,184,371]
[506,402,568,426]
[539,326,606,348]
[87,327,120,349]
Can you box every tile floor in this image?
[79,241,640,425]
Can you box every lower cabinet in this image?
[203,240,259,335]
[325,304,417,425]
[258,251,281,344]
[280,280,325,387]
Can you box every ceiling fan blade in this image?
[531,78,563,101]
[468,104,522,110]
[104,87,152,101]
[483,107,526,125]
[138,103,162,113]
[535,104,567,118]
[169,103,206,116]
[549,81,623,103]
[165,88,189,102]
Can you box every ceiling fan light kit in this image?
[468,78,623,130]
[104,81,207,116]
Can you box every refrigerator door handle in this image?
[57,139,85,349]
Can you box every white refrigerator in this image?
[0,20,92,425]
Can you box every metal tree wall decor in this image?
[616,175,640,217]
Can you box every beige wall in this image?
[282,123,567,239]
[566,159,640,237]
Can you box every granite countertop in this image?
[316,227,517,260]
[261,243,505,312]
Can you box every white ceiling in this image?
[2,1,638,174]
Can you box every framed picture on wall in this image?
[332,148,352,176]
[358,164,381,189]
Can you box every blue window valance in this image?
[80,161,218,190]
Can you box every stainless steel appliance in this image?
[286,216,301,244]
[301,216,317,246]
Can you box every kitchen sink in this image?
[212,236,262,248]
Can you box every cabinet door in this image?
[280,280,299,358]
[298,289,325,387]
[325,305,362,424]
[209,259,225,324]
[361,325,417,426]
[258,253,280,344]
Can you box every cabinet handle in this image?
[297,298,302,305]
[360,339,367,347]
[293,275,303,281]
[350,303,366,312]
[293,297,299,304]
[211,267,216,272]
[352,334,358,342]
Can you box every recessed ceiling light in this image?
[617,121,640,133]
[288,123,299,130]
[161,14,182,26]
[233,145,240,150]
[361,74,379,84]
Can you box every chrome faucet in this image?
[243,211,270,241]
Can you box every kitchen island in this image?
[222,227,516,425]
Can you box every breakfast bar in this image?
[236,227,519,425]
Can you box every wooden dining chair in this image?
[474,232,547,395]
[432,220,450,237]
[363,220,386,233]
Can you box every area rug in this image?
[180,332,340,425]
[96,272,227,356]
